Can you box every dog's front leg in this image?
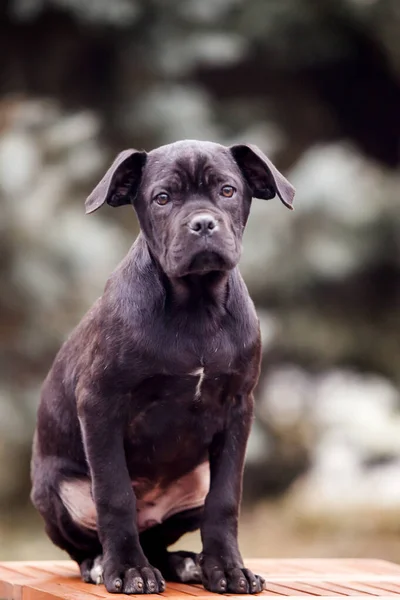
[78,391,165,594]
[200,394,265,594]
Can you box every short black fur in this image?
[31,139,295,594]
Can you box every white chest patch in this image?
[59,461,210,533]
[191,366,205,400]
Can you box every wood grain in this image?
[2,559,400,598]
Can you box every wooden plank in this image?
[343,581,397,596]
[162,582,216,596]
[262,582,313,596]
[247,558,400,576]
[0,564,56,600]
[246,559,400,586]
[362,581,400,594]
[2,559,400,598]
[274,582,346,596]
[0,580,17,600]
[3,563,79,579]
[310,582,373,597]
[22,582,111,600]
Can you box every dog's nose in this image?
[189,214,218,236]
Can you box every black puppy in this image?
[31,140,295,595]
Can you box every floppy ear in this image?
[85,149,147,214]
[230,144,295,210]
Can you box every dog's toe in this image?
[90,556,104,585]
[242,568,265,593]
[79,558,93,583]
[227,568,249,593]
[141,566,161,593]
[122,568,144,594]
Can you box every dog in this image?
[31,140,295,594]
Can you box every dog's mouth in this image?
[186,250,228,275]
[165,229,241,278]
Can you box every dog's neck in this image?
[167,272,229,310]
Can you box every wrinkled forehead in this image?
[142,140,243,191]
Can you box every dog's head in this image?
[85,140,295,278]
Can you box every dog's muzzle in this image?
[165,209,239,277]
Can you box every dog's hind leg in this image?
[31,459,103,583]
[139,507,203,583]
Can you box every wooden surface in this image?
[2,559,400,598]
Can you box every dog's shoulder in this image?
[45,296,102,384]
[226,269,259,335]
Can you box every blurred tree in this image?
[0,0,400,543]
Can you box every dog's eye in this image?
[154,192,170,206]
[220,185,236,198]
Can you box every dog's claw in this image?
[159,578,166,592]
[114,578,122,591]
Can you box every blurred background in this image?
[1,0,400,563]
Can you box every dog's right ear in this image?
[85,149,147,214]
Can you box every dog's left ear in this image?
[85,149,147,214]
[230,144,295,209]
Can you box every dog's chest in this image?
[124,366,239,476]
[123,311,257,478]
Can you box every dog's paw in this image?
[164,551,202,583]
[103,563,166,594]
[79,556,104,585]
[199,555,265,594]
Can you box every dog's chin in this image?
[169,250,238,278]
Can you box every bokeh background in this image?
[1,0,400,562]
